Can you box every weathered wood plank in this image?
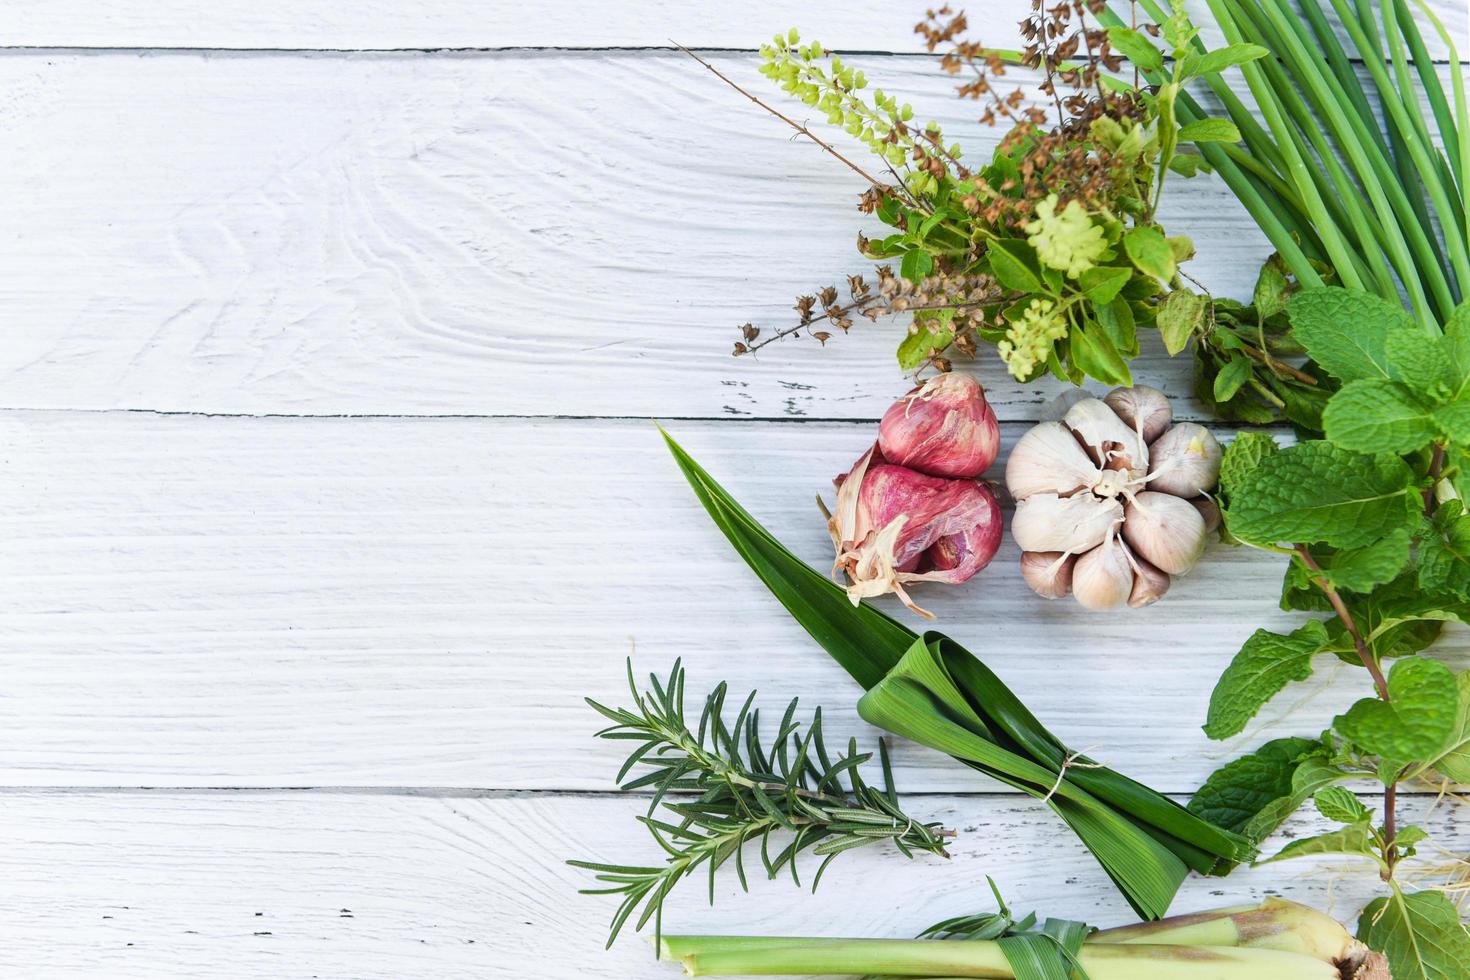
[0,789,1455,978]
[4,0,1459,57]
[4,411,1464,789]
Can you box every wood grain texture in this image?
[5,410,1466,789]
[5,50,1459,421]
[0,789,1457,978]
[5,0,1460,56]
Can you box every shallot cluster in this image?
[1006,385,1221,610]
[827,372,1003,618]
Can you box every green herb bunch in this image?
[570,660,950,947]
[706,5,1233,386]
[1188,287,1470,977]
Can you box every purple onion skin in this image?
[840,457,1002,584]
[878,372,1000,480]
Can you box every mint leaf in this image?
[1226,442,1417,549]
[1325,528,1412,593]
[1323,380,1438,453]
[1418,501,1470,600]
[1188,737,1327,837]
[1204,620,1329,739]
[1261,821,1376,863]
[1421,670,1470,783]
[1219,431,1280,501]
[1289,287,1413,382]
[1443,300,1470,398]
[1386,328,1452,399]
[1312,785,1370,823]
[1359,889,1470,980]
[1122,225,1175,282]
[1336,656,1459,774]
[1432,400,1470,443]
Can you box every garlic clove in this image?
[1063,397,1148,477]
[1104,385,1173,443]
[1122,490,1208,575]
[1004,421,1102,501]
[1071,538,1134,610]
[1146,422,1223,498]
[1012,492,1123,553]
[1191,495,1222,535]
[1041,387,1095,422]
[1126,550,1171,608]
[1020,550,1075,599]
[878,372,1000,480]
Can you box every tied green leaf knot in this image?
[998,298,1067,381]
[1024,194,1106,278]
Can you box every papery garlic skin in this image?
[828,444,1002,618]
[1072,537,1134,610]
[1191,496,1222,535]
[1127,550,1171,608]
[878,372,1000,479]
[1063,398,1148,476]
[1122,491,1207,575]
[1012,492,1123,554]
[1020,551,1075,599]
[1004,421,1102,500]
[1104,385,1172,443]
[1146,422,1223,498]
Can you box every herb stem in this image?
[1424,442,1446,515]
[1292,545,1390,700]
[674,42,888,191]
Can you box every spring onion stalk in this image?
[662,431,1254,921]
[1103,0,1467,331]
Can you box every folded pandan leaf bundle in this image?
[663,431,1253,920]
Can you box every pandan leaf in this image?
[662,430,1255,920]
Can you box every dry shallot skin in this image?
[878,372,1000,479]
[827,444,1003,617]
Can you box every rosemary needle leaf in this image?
[571,658,949,948]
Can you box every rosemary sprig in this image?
[569,660,951,947]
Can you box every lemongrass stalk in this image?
[1092,897,1367,963]
[1244,0,1443,320]
[1206,0,1366,293]
[659,935,1342,979]
[1329,0,1470,298]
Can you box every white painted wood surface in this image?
[2,1,1467,976]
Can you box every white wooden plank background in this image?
[2,2,1467,976]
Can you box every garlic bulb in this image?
[1005,385,1220,610]
[1122,491,1207,574]
[1020,551,1075,599]
[1104,384,1172,443]
[1004,422,1101,500]
[1146,422,1222,498]
[1012,493,1123,553]
[878,372,1000,479]
[1072,535,1134,610]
